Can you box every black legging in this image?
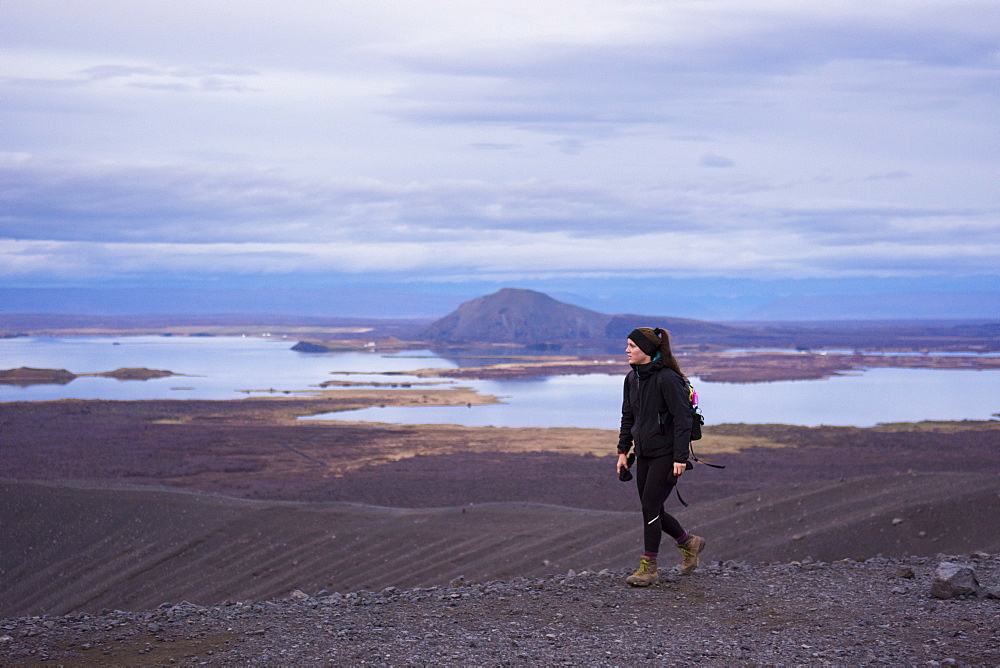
[635,455,686,553]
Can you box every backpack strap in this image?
[690,443,726,469]
[674,484,689,507]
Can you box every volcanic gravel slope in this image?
[2,555,999,666]
[3,402,999,665]
[3,472,999,619]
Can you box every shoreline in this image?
[399,350,1000,383]
[3,349,1000,389]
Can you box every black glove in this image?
[618,453,636,482]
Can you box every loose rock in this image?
[2,555,999,666]
[930,561,984,599]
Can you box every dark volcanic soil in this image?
[1,398,998,509]
[2,398,999,665]
[2,554,999,666]
[3,471,999,619]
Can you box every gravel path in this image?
[4,554,998,666]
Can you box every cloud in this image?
[700,154,735,169]
[2,62,259,95]
[79,64,161,80]
[1,156,997,283]
[384,4,998,132]
[2,218,994,284]
[0,0,996,304]
[863,171,911,182]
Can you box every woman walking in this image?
[617,327,705,586]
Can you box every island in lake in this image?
[0,366,178,387]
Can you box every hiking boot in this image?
[625,557,659,587]
[677,535,705,575]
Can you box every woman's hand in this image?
[617,452,628,474]
[672,462,686,476]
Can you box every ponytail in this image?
[633,326,686,379]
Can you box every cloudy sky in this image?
[2,0,997,319]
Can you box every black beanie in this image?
[628,329,659,357]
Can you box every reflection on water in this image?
[1,336,997,427]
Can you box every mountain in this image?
[420,288,611,343]
[419,288,745,346]
[419,288,1000,349]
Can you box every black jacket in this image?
[617,358,692,462]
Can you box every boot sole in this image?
[625,579,658,587]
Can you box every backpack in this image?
[687,381,703,441]
[675,380,723,507]
[685,380,722,468]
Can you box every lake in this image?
[1,336,998,428]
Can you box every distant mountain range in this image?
[420,288,1000,351]
[1,287,994,351]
